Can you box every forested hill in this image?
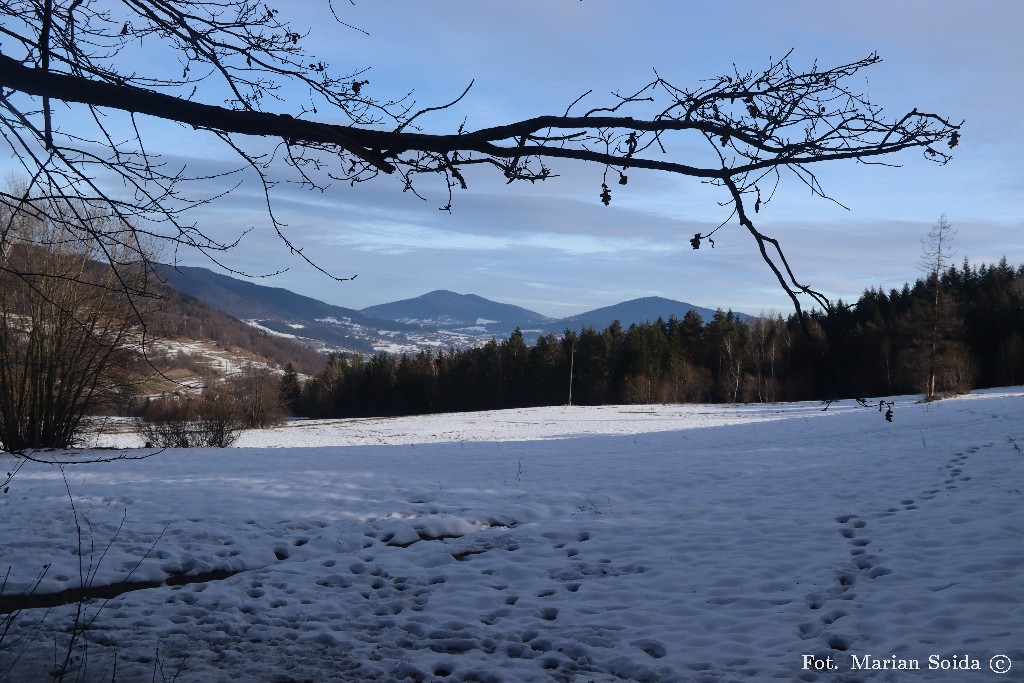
[559,297,748,331]
[287,259,1024,418]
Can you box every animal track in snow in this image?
[536,606,558,621]
[803,512,891,653]
[632,638,668,659]
[836,572,856,591]
[821,609,847,625]
[824,633,851,652]
[480,608,509,625]
[817,457,964,658]
[938,446,983,492]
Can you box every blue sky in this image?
[23,1,1024,318]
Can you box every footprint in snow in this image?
[480,608,510,625]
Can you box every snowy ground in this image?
[1,390,1022,682]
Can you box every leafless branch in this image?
[0,2,961,315]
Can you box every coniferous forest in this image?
[285,259,1024,419]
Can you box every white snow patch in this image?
[147,338,272,382]
[245,319,299,339]
[2,388,1022,681]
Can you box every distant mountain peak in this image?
[561,297,747,329]
[361,291,554,329]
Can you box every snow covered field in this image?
[1,390,1022,682]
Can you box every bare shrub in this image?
[138,392,241,448]
[938,344,977,396]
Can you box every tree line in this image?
[285,258,1024,419]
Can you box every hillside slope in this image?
[154,264,379,324]
[146,277,327,376]
[154,264,421,355]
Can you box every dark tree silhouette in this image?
[0,1,960,315]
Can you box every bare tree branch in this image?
[0,1,961,315]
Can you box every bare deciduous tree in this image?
[226,363,285,429]
[0,197,144,450]
[920,214,957,398]
[0,1,960,316]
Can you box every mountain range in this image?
[155,265,749,356]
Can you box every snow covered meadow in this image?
[1,390,1022,682]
